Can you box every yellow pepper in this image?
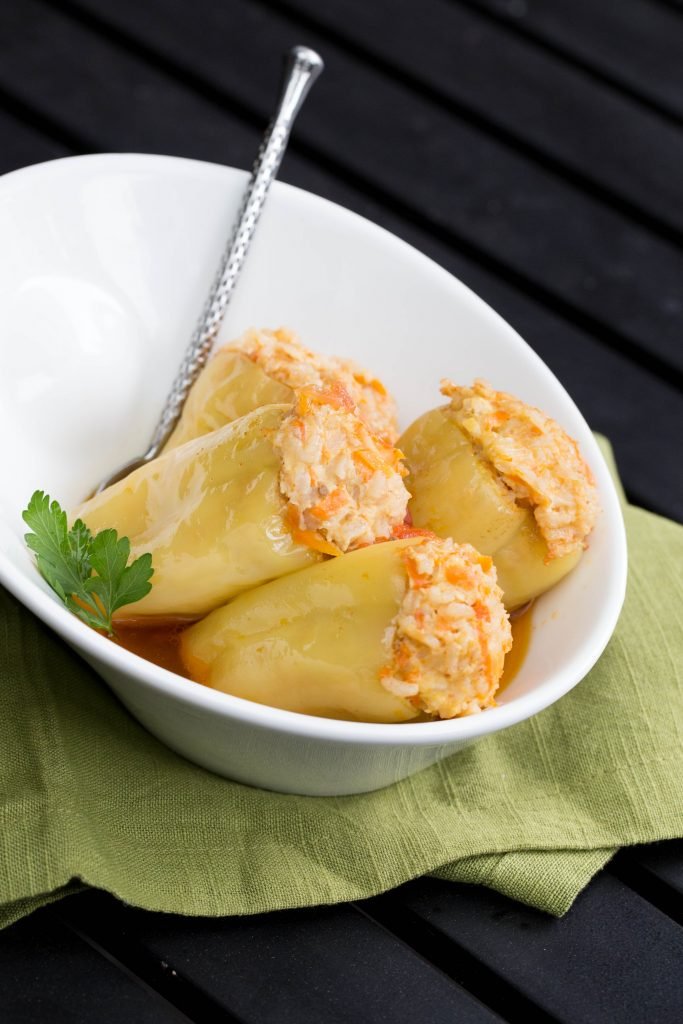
[181,540,422,723]
[400,407,581,609]
[74,405,321,618]
[164,350,292,451]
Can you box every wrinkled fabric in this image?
[1,442,681,928]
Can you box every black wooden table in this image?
[2,1,682,1021]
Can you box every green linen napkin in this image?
[1,443,681,929]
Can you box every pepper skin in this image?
[164,350,293,451]
[75,405,320,617]
[399,407,581,609]
[181,540,421,723]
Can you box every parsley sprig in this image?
[22,490,153,635]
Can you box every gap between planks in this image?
[353,895,559,1024]
[449,0,683,128]
[59,907,242,1024]
[253,0,683,249]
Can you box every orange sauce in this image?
[113,616,197,677]
[112,602,533,712]
[499,602,533,694]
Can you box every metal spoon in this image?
[96,45,324,493]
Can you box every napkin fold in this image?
[1,442,681,929]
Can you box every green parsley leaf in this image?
[22,490,154,635]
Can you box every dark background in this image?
[1,1,682,1021]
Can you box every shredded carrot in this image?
[308,488,348,521]
[288,416,306,442]
[473,601,494,683]
[403,558,431,589]
[352,448,384,477]
[445,565,470,587]
[391,523,435,541]
[296,382,355,415]
[353,371,387,397]
[284,505,342,556]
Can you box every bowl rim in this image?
[0,152,628,748]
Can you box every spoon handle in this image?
[144,46,324,458]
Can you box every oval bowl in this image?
[0,154,627,795]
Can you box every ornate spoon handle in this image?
[145,46,323,458]
[96,47,323,492]
[90,47,318,495]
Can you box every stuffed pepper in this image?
[181,534,512,724]
[399,379,599,610]
[75,387,409,618]
[164,326,399,450]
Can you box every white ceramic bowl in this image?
[0,154,626,795]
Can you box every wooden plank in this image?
[466,0,683,124]
[363,873,683,1024]
[60,890,505,1024]
[609,842,683,924]
[0,4,258,170]
[634,840,683,895]
[1,905,188,1023]
[0,4,680,519]
[24,0,683,379]
[262,0,683,245]
[0,105,68,173]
